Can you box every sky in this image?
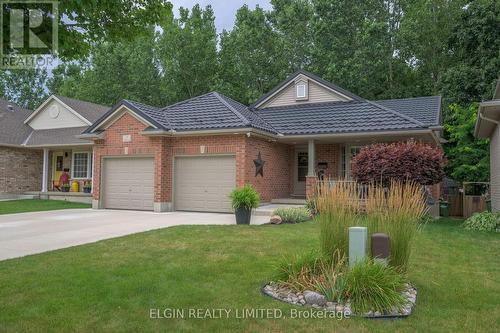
[170,0,272,32]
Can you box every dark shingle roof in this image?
[375,96,441,126]
[253,100,425,135]
[55,95,110,122]
[0,99,33,145]
[24,127,91,146]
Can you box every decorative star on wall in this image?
[253,152,265,177]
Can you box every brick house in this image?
[1,70,443,210]
[77,70,443,212]
[0,95,109,202]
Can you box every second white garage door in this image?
[174,155,236,212]
[103,157,154,211]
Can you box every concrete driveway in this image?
[0,209,268,261]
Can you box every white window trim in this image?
[71,151,93,179]
[296,84,307,99]
[345,144,364,179]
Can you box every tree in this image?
[444,103,490,182]
[48,30,164,107]
[0,68,48,109]
[439,0,500,108]
[397,0,466,96]
[158,4,218,103]
[217,5,288,104]
[351,141,446,185]
[268,0,314,71]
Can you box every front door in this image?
[294,151,308,195]
[52,151,64,185]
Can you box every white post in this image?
[307,139,315,176]
[42,148,49,192]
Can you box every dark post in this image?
[371,233,390,262]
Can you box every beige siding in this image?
[261,80,350,108]
[29,100,89,130]
[491,125,500,212]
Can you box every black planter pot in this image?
[83,188,91,193]
[235,207,252,225]
[61,187,70,193]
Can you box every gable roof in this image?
[0,99,33,145]
[375,96,441,126]
[85,92,278,134]
[24,95,109,125]
[253,100,425,136]
[251,69,364,108]
[54,95,110,122]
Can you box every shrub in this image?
[351,140,446,186]
[463,212,500,232]
[272,207,310,224]
[314,251,348,303]
[275,250,322,290]
[305,198,317,216]
[315,181,361,259]
[365,180,427,273]
[229,184,260,210]
[345,258,406,313]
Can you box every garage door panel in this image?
[103,157,154,211]
[174,156,235,213]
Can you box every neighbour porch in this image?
[39,146,94,194]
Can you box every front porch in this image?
[25,191,92,204]
[40,146,93,194]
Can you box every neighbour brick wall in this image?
[244,136,291,201]
[0,146,42,193]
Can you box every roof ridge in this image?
[366,99,425,127]
[213,92,251,126]
[123,99,160,110]
[376,95,441,102]
[160,91,215,112]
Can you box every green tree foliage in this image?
[158,4,218,102]
[0,68,48,109]
[217,5,287,105]
[444,104,490,182]
[440,0,500,107]
[58,0,172,59]
[49,30,163,107]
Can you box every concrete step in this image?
[254,203,306,217]
[271,198,306,205]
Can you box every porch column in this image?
[42,148,49,192]
[307,139,315,176]
[306,139,317,199]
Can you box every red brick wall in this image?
[93,112,295,205]
[316,144,340,179]
[0,146,42,193]
[244,136,291,201]
[92,113,168,202]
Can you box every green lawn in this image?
[0,199,90,215]
[0,218,498,332]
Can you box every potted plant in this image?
[229,184,260,225]
[83,181,92,193]
[61,183,70,192]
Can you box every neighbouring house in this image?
[0,95,109,202]
[474,79,500,212]
[79,70,443,212]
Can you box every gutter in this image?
[76,132,105,140]
[140,127,279,140]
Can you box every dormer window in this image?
[295,80,308,100]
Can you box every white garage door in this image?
[174,155,236,213]
[103,157,154,211]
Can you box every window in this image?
[72,152,92,179]
[296,84,306,98]
[342,145,363,179]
